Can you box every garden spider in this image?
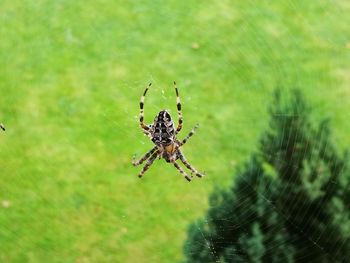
[132,81,204,182]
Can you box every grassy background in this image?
[0,1,349,262]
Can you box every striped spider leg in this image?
[173,81,183,134]
[180,124,199,146]
[139,82,152,137]
[176,124,204,178]
[178,150,204,178]
[172,161,192,182]
[132,146,157,167]
[135,150,160,178]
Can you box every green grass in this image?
[0,0,349,262]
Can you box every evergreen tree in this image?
[183,89,350,263]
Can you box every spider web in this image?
[179,38,349,263]
[0,1,349,263]
[103,2,350,263]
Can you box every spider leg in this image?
[139,83,152,133]
[138,151,159,178]
[172,161,192,182]
[132,146,157,166]
[180,124,199,146]
[178,150,204,178]
[173,81,183,134]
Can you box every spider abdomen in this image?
[151,110,175,145]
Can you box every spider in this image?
[132,81,204,182]
[0,123,4,131]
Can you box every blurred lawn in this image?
[0,1,349,262]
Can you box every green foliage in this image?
[184,90,350,262]
[261,90,350,262]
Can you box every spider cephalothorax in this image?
[132,81,204,182]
